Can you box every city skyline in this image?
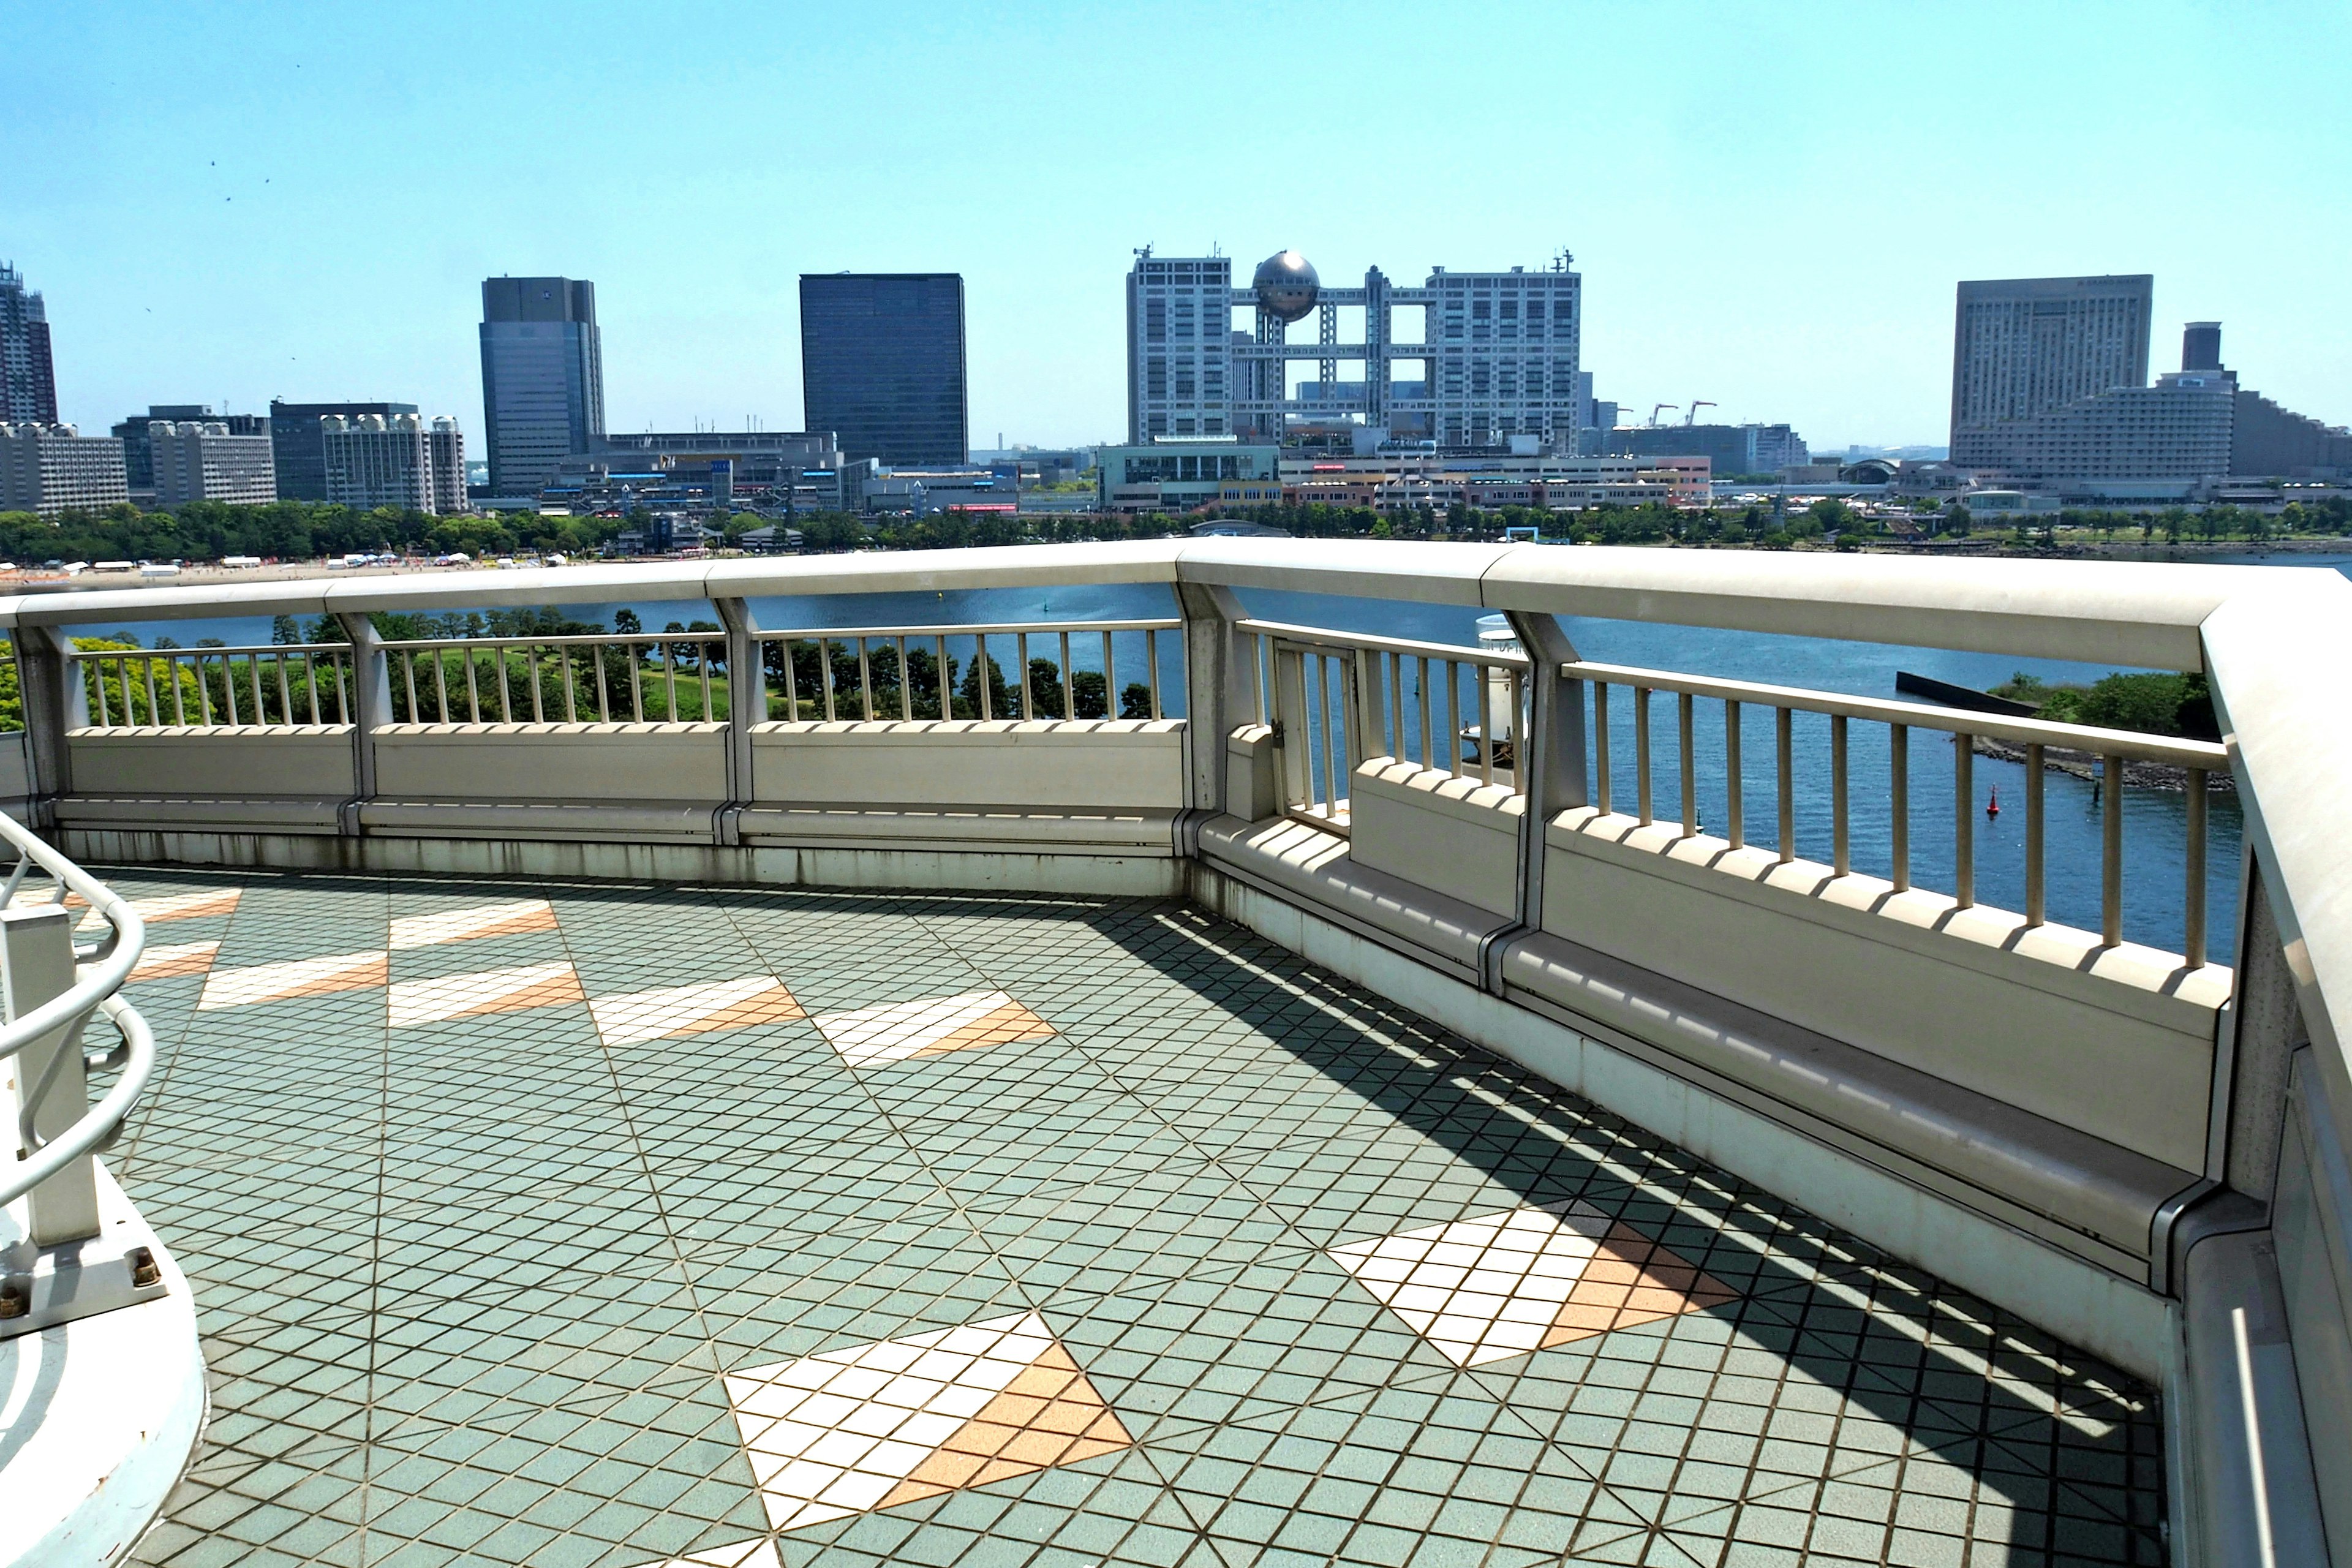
[5,2,2346,453]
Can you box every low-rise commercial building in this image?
[1096,438,1284,513]
[149,421,277,507]
[0,423,130,516]
[1601,422,1807,477]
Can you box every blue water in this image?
[63,552,2352,964]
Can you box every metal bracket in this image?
[0,1231,167,1341]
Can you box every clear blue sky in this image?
[7,1,2346,454]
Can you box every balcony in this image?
[0,540,2342,1567]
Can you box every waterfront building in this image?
[1125,248,1582,450]
[1601,422,1807,477]
[479,276,605,497]
[543,432,850,516]
[1949,274,2153,466]
[113,406,266,492]
[0,423,128,515]
[1096,437,1283,513]
[0,263,58,424]
[799,273,968,466]
[1956,319,2352,495]
[149,421,277,507]
[858,467,1017,517]
[321,413,463,514]
[269,400,420,501]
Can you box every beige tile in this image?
[589,975,804,1047]
[810,990,1054,1071]
[722,1310,1129,1532]
[388,899,557,950]
[197,949,388,1011]
[130,938,221,982]
[387,962,584,1027]
[1329,1200,1736,1366]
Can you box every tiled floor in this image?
[89,869,2166,1567]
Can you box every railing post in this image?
[15,625,82,812]
[333,612,391,834]
[1175,582,1253,833]
[1502,612,1583,957]
[713,597,761,846]
[2,905,99,1246]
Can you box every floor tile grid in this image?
[832,893,2169,1568]
[102,871,383,1567]
[82,870,2170,1567]
[709,892,1833,1567]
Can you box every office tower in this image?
[115,405,266,491]
[270,400,420,500]
[321,413,462,514]
[479,276,605,496]
[0,424,129,516]
[150,421,277,507]
[799,274,968,466]
[1949,275,2153,464]
[2182,322,2224,373]
[0,264,58,424]
[1124,249,1582,448]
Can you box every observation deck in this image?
[0,540,2342,1567]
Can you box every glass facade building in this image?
[480,277,605,497]
[0,263,58,424]
[799,274,967,466]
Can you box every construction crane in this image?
[1649,404,1676,427]
[1684,401,1717,426]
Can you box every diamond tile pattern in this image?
[99,869,2166,1568]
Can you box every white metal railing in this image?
[73,642,355,728]
[379,632,734,724]
[756,619,1178,724]
[1238,618,1532,829]
[0,812,153,1210]
[1566,659,2228,965]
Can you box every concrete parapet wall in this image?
[1542,807,2228,1171]
[374,722,728,804]
[749,719,1185,811]
[66,725,356,799]
[1349,759,1523,918]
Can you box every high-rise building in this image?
[115,405,267,491]
[321,413,463,514]
[0,264,59,424]
[479,276,605,496]
[150,421,277,507]
[0,424,129,516]
[799,274,968,466]
[270,400,420,500]
[425,417,466,516]
[1125,249,1583,449]
[2182,322,2224,374]
[1949,274,2153,465]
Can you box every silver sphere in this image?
[1253,251,1319,323]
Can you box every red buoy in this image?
[1986,786,2000,820]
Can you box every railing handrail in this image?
[376,631,722,651]
[0,813,153,1209]
[758,618,1180,641]
[1562,658,2230,772]
[1237,617,1533,669]
[67,641,351,660]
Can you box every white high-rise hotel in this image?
[1126,248,1582,447]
